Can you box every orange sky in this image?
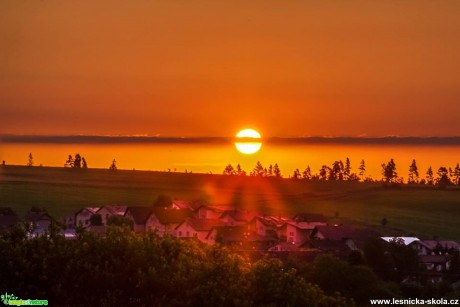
[1,1,459,137]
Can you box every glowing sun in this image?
[235,129,262,154]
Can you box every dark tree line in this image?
[64,154,88,168]
[223,159,460,187]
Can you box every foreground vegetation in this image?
[1,227,353,306]
[1,165,460,240]
[2,226,459,306]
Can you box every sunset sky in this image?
[1,1,459,137]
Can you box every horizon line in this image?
[2,134,460,145]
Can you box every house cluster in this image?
[382,236,460,283]
[1,202,459,284]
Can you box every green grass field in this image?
[1,165,460,240]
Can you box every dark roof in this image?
[75,207,100,215]
[220,210,259,222]
[0,207,20,228]
[125,206,153,224]
[99,205,128,216]
[300,239,351,258]
[26,211,52,223]
[314,225,356,240]
[292,213,327,223]
[152,208,193,225]
[415,240,460,251]
[178,218,223,232]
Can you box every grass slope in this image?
[1,165,460,240]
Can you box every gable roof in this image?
[151,208,193,225]
[98,205,128,216]
[314,225,356,240]
[75,207,100,216]
[172,200,207,211]
[25,211,52,223]
[413,240,460,251]
[292,213,327,223]
[252,215,289,228]
[125,206,153,224]
[300,239,351,258]
[220,209,259,222]
[381,237,420,246]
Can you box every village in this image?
[1,200,460,286]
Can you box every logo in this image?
[1,292,48,306]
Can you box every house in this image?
[312,225,381,250]
[248,216,288,237]
[219,209,259,226]
[292,213,328,225]
[277,216,327,243]
[410,240,460,256]
[75,207,100,228]
[171,200,206,211]
[313,225,357,241]
[25,209,52,232]
[124,206,153,232]
[299,239,351,259]
[419,254,452,283]
[175,218,223,242]
[381,237,420,246]
[97,205,128,225]
[0,207,20,230]
[145,208,193,236]
[196,205,235,219]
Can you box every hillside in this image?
[1,165,460,240]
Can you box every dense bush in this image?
[0,227,350,306]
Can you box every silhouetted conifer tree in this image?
[273,163,281,178]
[426,166,434,185]
[408,159,419,184]
[358,159,366,181]
[74,154,82,168]
[109,159,117,170]
[436,167,452,186]
[27,153,34,167]
[381,159,398,183]
[344,158,351,180]
[223,164,235,175]
[302,166,312,180]
[64,155,74,168]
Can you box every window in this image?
[186,231,190,237]
[289,232,294,237]
[178,231,182,237]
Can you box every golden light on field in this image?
[235,129,262,154]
